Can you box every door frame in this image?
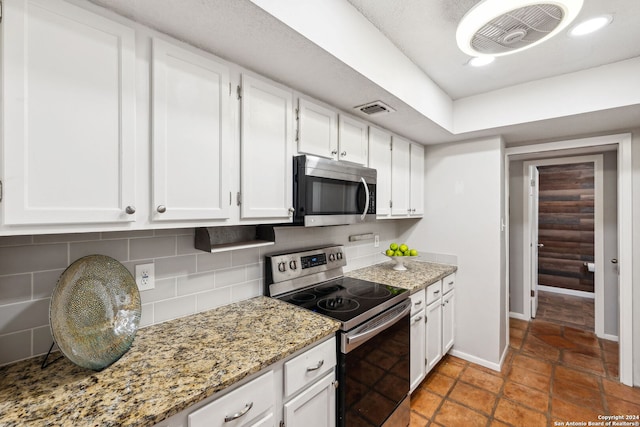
[505,133,633,386]
[522,155,604,335]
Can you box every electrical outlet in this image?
[374,234,380,248]
[135,263,155,291]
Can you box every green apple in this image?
[403,250,410,256]
[385,249,395,256]
[390,243,398,251]
[410,249,418,256]
[399,244,408,252]
[394,250,403,257]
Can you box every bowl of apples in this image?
[382,243,419,271]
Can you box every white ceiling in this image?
[85,0,640,146]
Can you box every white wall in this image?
[632,129,640,385]
[410,136,506,369]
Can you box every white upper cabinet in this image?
[391,136,411,216]
[338,115,368,165]
[410,143,425,216]
[239,74,294,221]
[151,37,231,222]
[1,0,136,225]
[297,98,338,160]
[368,127,392,217]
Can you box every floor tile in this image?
[561,350,606,376]
[522,334,561,362]
[602,378,640,404]
[552,377,604,411]
[554,365,600,389]
[448,381,497,415]
[432,400,488,427]
[606,396,640,416]
[423,373,455,396]
[510,318,529,331]
[409,410,429,426]
[410,388,442,419]
[494,398,547,427]
[511,354,552,376]
[508,365,551,392]
[460,366,504,394]
[435,357,465,379]
[502,380,549,413]
[550,397,601,423]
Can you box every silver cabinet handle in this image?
[611,258,618,264]
[537,243,544,247]
[125,206,136,214]
[412,316,423,324]
[448,281,454,286]
[157,205,166,213]
[414,300,423,306]
[331,149,338,155]
[341,151,347,157]
[224,402,253,422]
[434,290,440,295]
[306,360,324,372]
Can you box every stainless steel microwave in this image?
[293,155,376,227]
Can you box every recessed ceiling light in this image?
[569,15,613,36]
[468,56,495,67]
[456,0,584,57]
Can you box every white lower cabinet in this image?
[410,310,426,392]
[442,290,455,354]
[424,274,456,375]
[153,337,336,427]
[425,293,443,372]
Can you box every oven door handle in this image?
[360,177,370,221]
[345,299,411,350]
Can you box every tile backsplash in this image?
[0,221,432,366]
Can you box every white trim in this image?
[602,333,619,343]
[509,312,530,321]
[505,132,633,387]
[538,285,595,299]
[449,349,501,372]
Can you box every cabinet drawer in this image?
[426,281,442,305]
[443,273,456,295]
[410,290,426,316]
[284,337,336,398]
[188,371,274,427]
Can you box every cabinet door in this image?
[391,137,411,216]
[2,0,136,225]
[284,372,336,427]
[410,143,424,216]
[442,290,455,354]
[338,116,368,165]
[240,75,293,221]
[151,38,231,221]
[425,300,442,373]
[410,311,426,392]
[368,127,392,217]
[297,98,338,160]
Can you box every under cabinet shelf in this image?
[194,225,276,253]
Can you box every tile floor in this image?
[536,290,595,332]
[410,317,640,426]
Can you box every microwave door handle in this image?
[360,177,369,221]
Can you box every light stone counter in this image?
[0,296,340,427]
[346,260,457,293]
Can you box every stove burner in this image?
[317,297,360,312]
[314,284,342,294]
[347,284,392,299]
[291,293,316,302]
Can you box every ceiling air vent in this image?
[355,101,396,116]
[456,0,583,57]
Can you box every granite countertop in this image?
[346,260,457,293]
[0,296,340,427]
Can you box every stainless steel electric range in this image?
[266,245,411,427]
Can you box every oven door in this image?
[338,299,411,427]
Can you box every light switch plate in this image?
[374,234,380,247]
[135,263,155,291]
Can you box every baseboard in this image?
[449,349,501,372]
[599,333,619,342]
[538,285,595,299]
[509,312,529,321]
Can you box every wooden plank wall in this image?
[537,162,595,293]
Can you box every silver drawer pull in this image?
[224,402,253,422]
[414,300,423,306]
[306,360,324,372]
[448,281,454,285]
[412,316,423,324]
[434,290,440,294]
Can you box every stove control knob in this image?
[277,261,286,272]
[336,252,343,260]
[329,253,336,262]
[289,260,297,270]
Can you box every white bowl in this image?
[382,253,418,271]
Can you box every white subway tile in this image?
[154,295,196,323]
[230,280,261,303]
[231,248,260,266]
[0,331,31,366]
[130,236,176,260]
[34,233,101,244]
[196,252,231,272]
[69,240,128,263]
[196,287,231,312]
[154,228,194,237]
[0,244,67,276]
[139,303,154,327]
[32,325,55,356]
[140,278,176,304]
[0,299,50,335]
[155,255,197,279]
[246,263,263,281]
[33,269,64,300]
[0,274,31,305]
[177,235,201,255]
[177,272,216,296]
[0,236,33,247]
[214,266,246,288]
[102,230,154,240]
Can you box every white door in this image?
[425,301,442,372]
[368,127,392,217]
[391,137,411,216]
[2,0,136,225]
[337,116,368,165]
[529,165,540,318]
[297,98,338,160]
[410,311,426,392]
[442,291,455,353]
[151,38,231,221]
[410,143,425,215]
[240,74,294,221]
[283,372,336,427]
